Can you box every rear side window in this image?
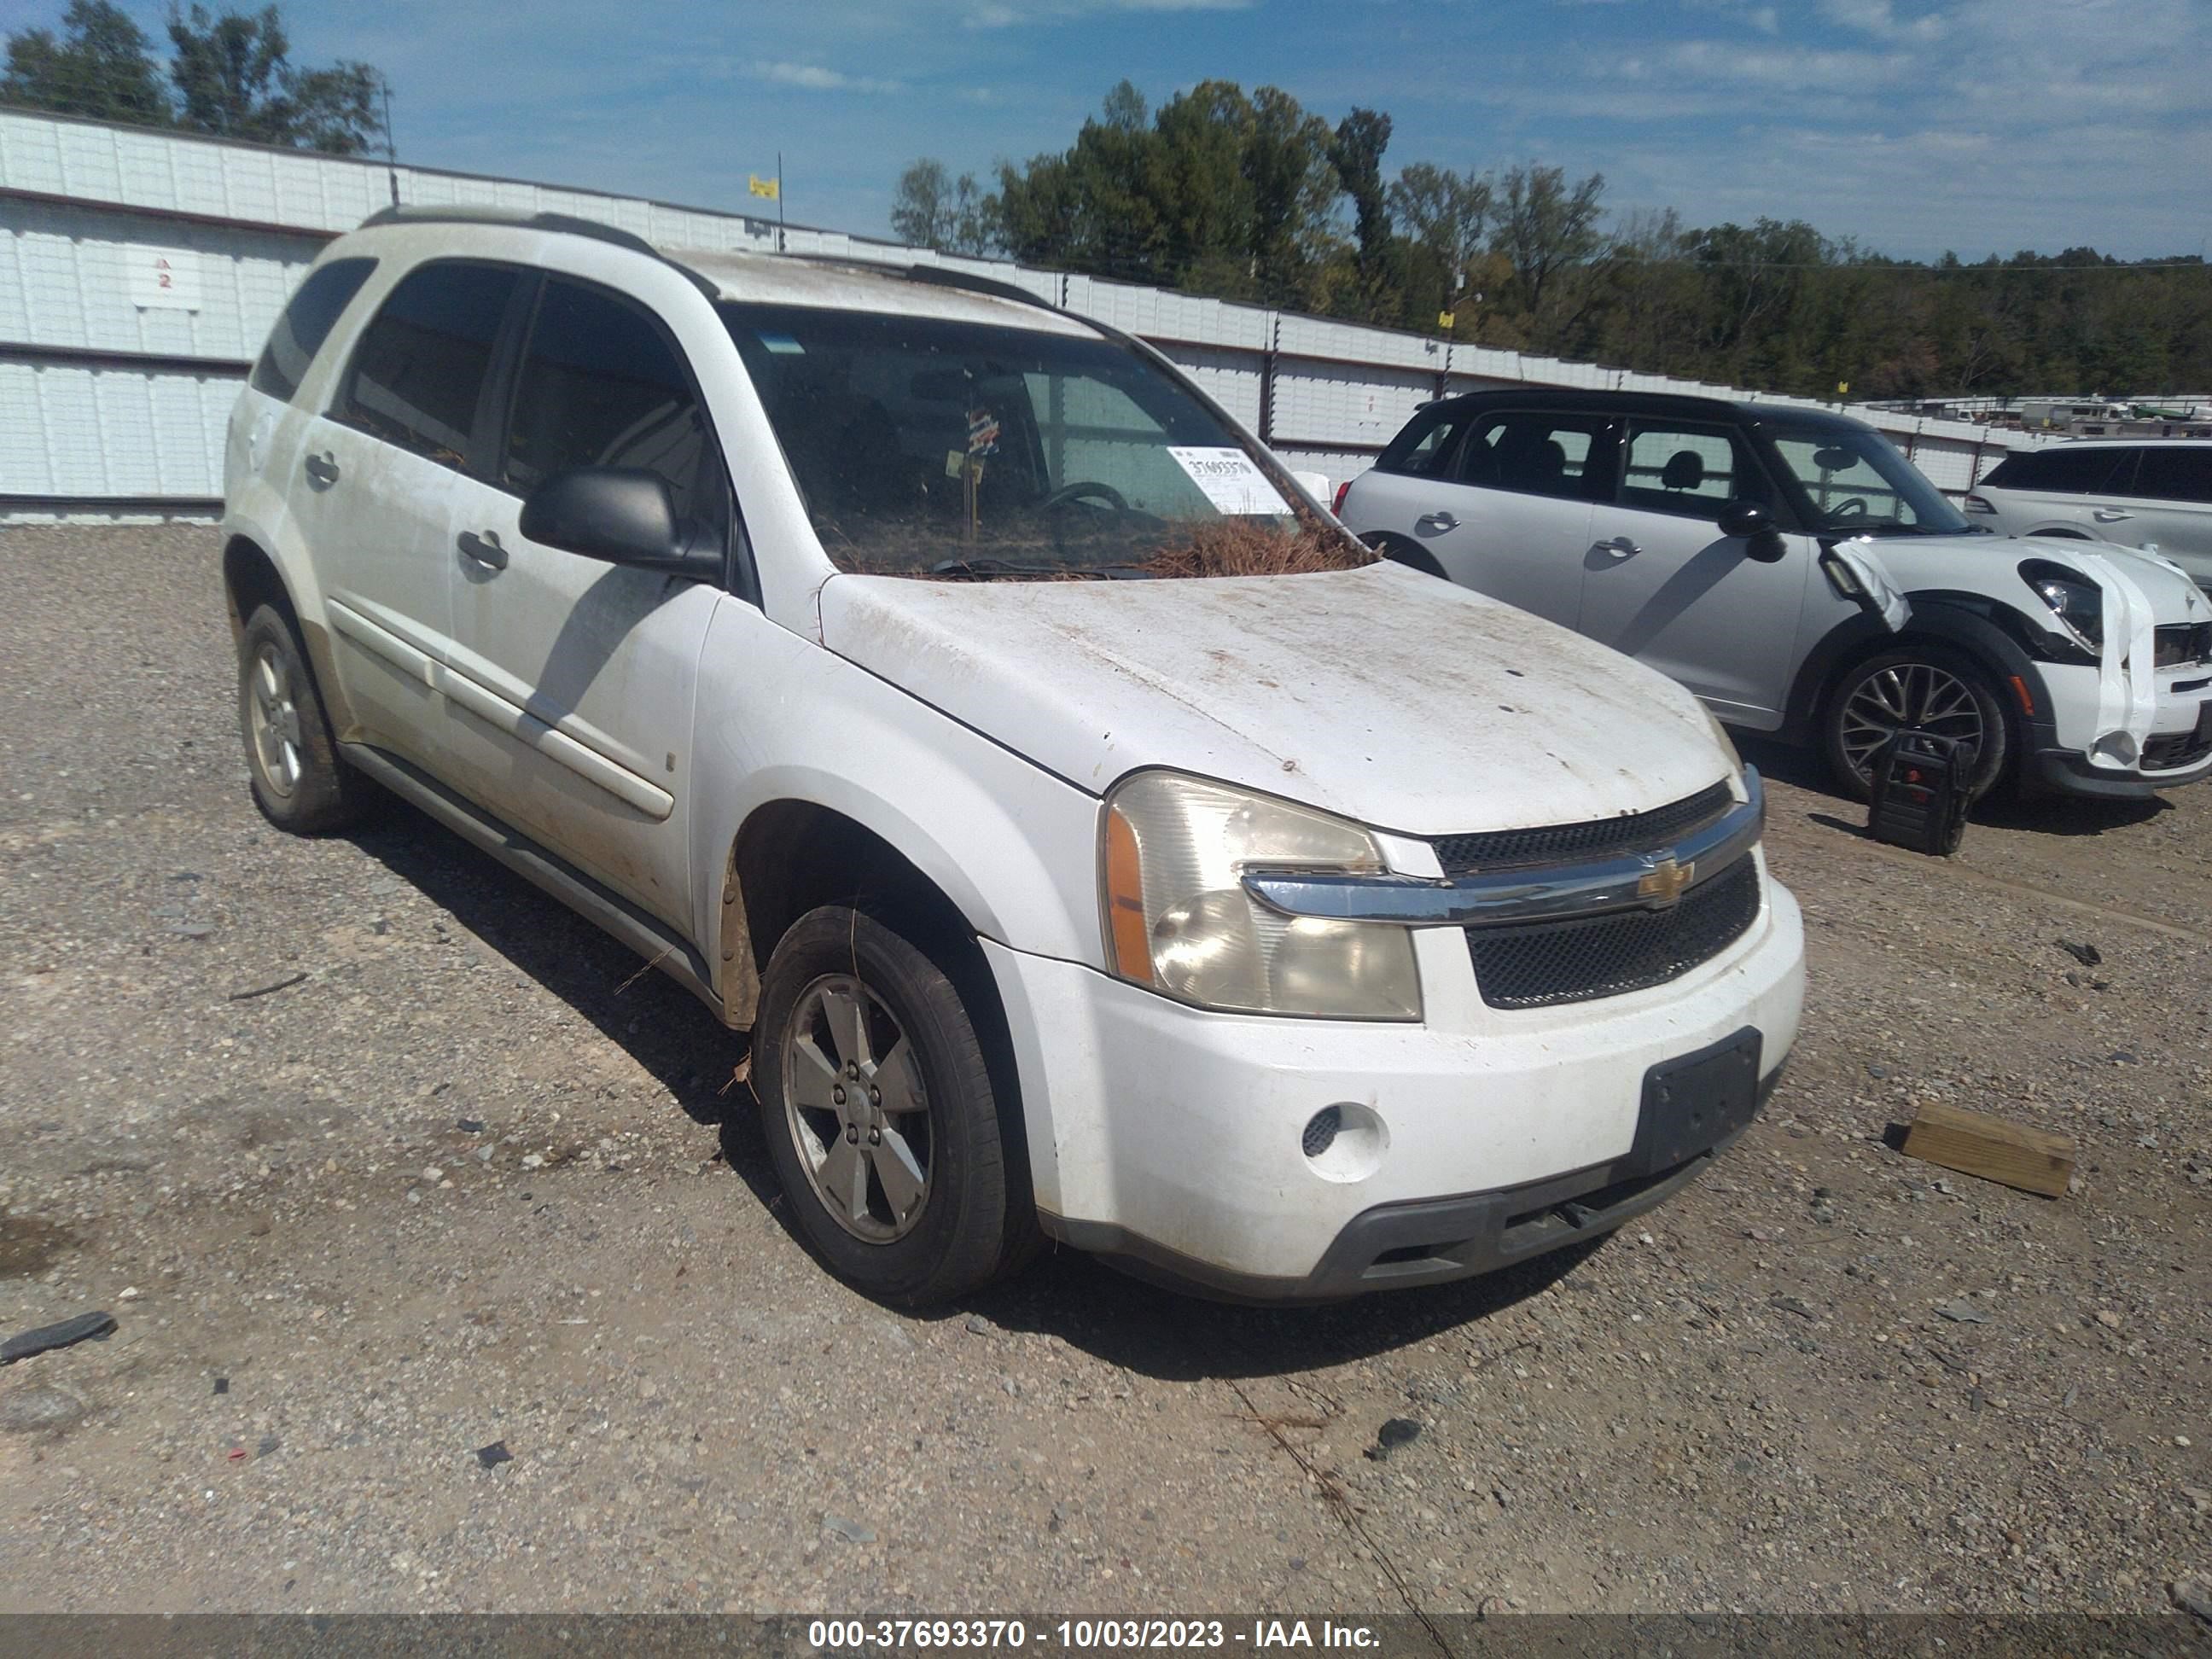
[1377,406,1471,478]
[1459,411,1612,502]
[1619,421,1767,517]
[340,261,523,469]
[1982,447,2132,493]
[502,278,716,527]
[2131,446,2212,504]
[249,257,376,403]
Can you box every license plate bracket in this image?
[1627,1027,1764,1178]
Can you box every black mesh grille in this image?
[1466,858,1761,1010]
[2155,622,2212,668]
[2144,726,2212,771]
[1433,782,1733,874]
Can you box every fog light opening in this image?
[1301,1101,1388,1184]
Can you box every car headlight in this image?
[1100,771,1422,1020]
[2020,558,2103,652]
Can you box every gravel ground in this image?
[0,524,2207,1617]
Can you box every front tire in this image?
[237,604,369,833]
[754,905,1025,1307]
[1822,646,2011,802]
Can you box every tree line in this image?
[893,80,2212,402]
[3,1,386,155]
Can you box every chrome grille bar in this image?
[1243,769,1764,929]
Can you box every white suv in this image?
[1340,392,2212,802]
[223,208,1803,1304]
[1967,439,2212,590]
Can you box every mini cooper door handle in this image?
[1416,510,1459,533]
[2093,508,2134,522]
[1592,536,1642,560]
[456,529,508,570]
[303,451,340,486]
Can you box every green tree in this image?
[2,0,170,125]
[165,4,385,154]
[891,158,996,257]
[1491,164,1605,327]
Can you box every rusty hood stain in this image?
[818,562,1735,836]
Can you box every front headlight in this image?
[2020,558,2104,651]
[1101,771,1422,1020]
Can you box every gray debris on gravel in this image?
[0,1385,85,1435]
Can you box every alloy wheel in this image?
[782,974,933,1243]
[1838,660,1984,783]
[247,642,305,798]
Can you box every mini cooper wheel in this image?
[1823,647,2010,802]
[754,905,1022,1306]
[237,604,369,833]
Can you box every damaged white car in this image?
[1340,393,2212,802]
[221,208,1803,1303]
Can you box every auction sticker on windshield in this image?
[1167,447,1289,515]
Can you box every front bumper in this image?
[2029,659,2212,798]
[983,873,1805,1297]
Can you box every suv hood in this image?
[818,562,1732,837]
[1861,533,2211,622]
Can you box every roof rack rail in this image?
[356,204,720,300]
[779,251,1063,315]
[359,204,656,255]
[894,263,1060,313]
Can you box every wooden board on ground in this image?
[1901,1101,2075,1197]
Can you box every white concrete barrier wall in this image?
[0,107,2048,515]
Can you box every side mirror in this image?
[519,468,717,577]
[1717,498,1789,564]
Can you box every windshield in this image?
[1758,420,1973,537]
[720,302,1353,578]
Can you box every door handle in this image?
[302,451,340,486]
[1591,536,1642,561]
[457,530,508,571]
[1415,510,1459,533]
[2093,509,2134,523]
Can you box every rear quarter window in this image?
[1983,447,2133,493]
[1377,407,1471,478]
[2132,447,2212,504]
[248,258,376,403]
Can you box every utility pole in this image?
[777,150,786,253]
[381,78,399,207]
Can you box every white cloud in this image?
[1818,0,1947,43]
[1663,38,1915,90]
[963,0,1253,27]
[751,60,906,94]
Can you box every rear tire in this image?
[1361,532,1449,580]
[754,905,1027,1307]
[1821,645,2011,802]
[237,603,370,834]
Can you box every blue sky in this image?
[10,0,2209,259]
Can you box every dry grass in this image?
[1132,509,1377,579]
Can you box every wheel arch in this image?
[222,533,298,643]
[722,796,1033,1224]
[1359,530,1449,580]
[1782,594,2057,749]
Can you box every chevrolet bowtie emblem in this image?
[1638,855,1695,906]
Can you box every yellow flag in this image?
[749,174,780,201]
[1437,311,1456,331]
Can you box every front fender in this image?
[1781,595,2061,752]
[688,599,1106,983]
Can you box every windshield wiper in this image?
[926,557,1156,580]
